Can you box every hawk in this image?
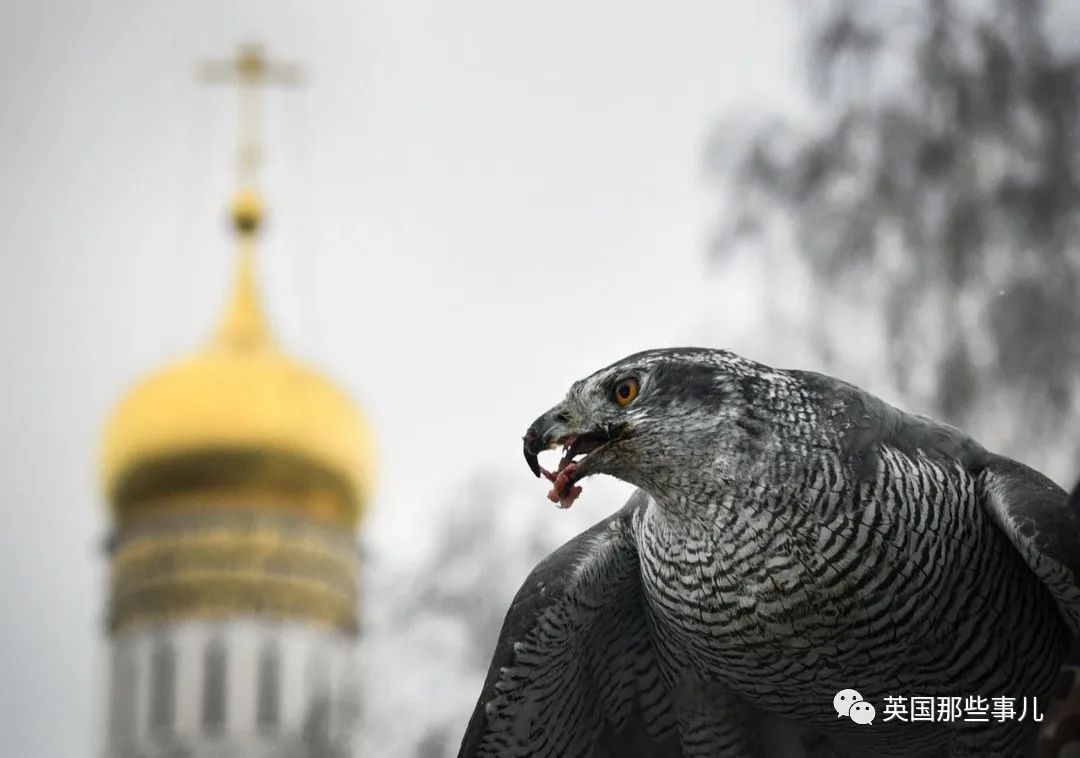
[458,348,1080,757]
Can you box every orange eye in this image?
[613,377,639,406]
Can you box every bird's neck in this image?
[642,463,812,535]
[642,477,747,528]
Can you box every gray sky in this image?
[0,2,799,754]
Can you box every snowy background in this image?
[3,1,1080,756]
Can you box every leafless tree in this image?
[709,0,1080,479]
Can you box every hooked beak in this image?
[522,408,563,477]
[521,405,613,478]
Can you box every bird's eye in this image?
[612,377,639,407]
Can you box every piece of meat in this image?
[541,460,582,508]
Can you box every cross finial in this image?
[197,44,303,351]
[197,44,303,235]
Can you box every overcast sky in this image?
[0,2,801,755]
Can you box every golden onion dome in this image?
[102,202,374,526]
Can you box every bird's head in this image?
[523,347,765,508]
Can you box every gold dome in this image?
[101,237,374,524]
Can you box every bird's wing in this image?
[979,455,1080,637]
[806,369,1080,638]
[457,490,682,758]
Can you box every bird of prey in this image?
[458,347,1080,758]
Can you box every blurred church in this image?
[98,45,374,758]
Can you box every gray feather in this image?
[463,347,1080,757]
[458,492,682,758]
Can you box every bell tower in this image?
[100,44,374,758]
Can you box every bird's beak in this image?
[522,404,614,478]
[522,406,572,478]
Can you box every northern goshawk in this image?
[458,347,1080,757]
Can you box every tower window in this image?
[202,639,227,734]
[109,646,137,741]
[149,639,176,732]
[256,643,281,730]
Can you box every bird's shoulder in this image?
[789,368,989,476]
[459,490,682,757]
[789,367,1080,634]
[498,494,640,633]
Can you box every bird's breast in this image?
[634,451,1066,720]
[638,496,836,684]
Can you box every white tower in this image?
[99,45,375,758]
